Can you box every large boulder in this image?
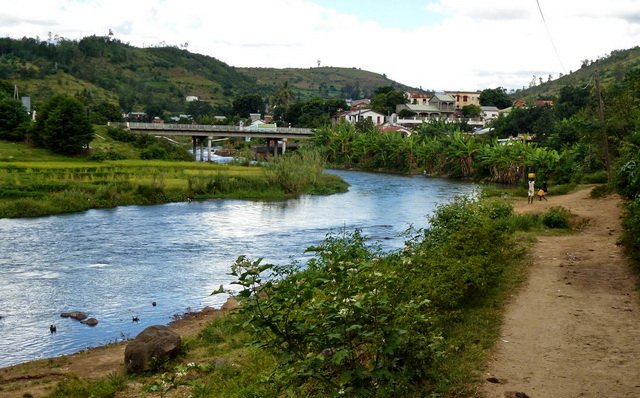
[124,325,181,374]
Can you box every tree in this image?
[34,95,94,155]
[186,100,214,123]
[232,94,265,118]
[370,86,407,115]
[555,85,590,120]
[271,81,294,111]
[0,94,30,141]
[479,87,512,109]
[89,101,122,124]
[461,104,481,118]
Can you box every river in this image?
[0,170,475,368]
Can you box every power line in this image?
[535,0,566,74]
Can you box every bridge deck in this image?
[116,122,314,139]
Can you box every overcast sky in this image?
[2,0,640,91]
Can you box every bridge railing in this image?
[110,122,313,135]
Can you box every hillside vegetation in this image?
[238,66,414,101]
[0,36,414,116]
[513,46,640,102]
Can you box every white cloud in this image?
[2,0,640,91]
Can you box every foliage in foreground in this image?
[218,196,530,397]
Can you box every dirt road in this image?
[481,188,640,398]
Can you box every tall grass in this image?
[264,151,325,194]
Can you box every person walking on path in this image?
[528,178,535,204]
[538,182,548,201]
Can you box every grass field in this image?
[0,139,347,218]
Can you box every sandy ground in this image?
[481,188,640,398]
[2,188,639,398]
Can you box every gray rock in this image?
[60,311,88,321]
[124,325,181,374]
[80,318,99,326]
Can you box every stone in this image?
[60,311,88,321]
[80,318,98,326]
[124,325,181,374]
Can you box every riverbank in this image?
[0,157,348,218]
[0,302,237,398]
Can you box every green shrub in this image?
[106,126,137,143]
[622,198,640,262]
[220,196,522,397]
[590,184,614,198]
[581,170,609,183]
[542,206,572,229]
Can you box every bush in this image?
[622,198,640,262]
[542,206,572,229]
[590,184,614,198]
[581,170,609,183]
[106,126,137,143]
[221,196,522,396]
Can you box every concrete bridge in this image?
[114,122,314,161]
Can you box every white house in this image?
[185,96,199,102]
[481,106,500,124]
[340,109,387,125]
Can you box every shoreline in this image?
[0,298,238,398]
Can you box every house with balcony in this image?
[445,90,481,110]
[428,93,456,119]
[394,92,456,125]
[405,92,432,105]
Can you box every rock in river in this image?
[60,311,88,321]
[80,318,99,326]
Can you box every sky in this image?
[2,0,640,91]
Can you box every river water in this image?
[0,170,475,368]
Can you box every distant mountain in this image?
[512,46,640,102]
[0,36,417,115]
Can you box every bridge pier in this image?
[192,137,197,161]
[207,136,212,162]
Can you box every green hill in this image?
[0,36,416,116]
[513,46,640,102]
[237,66,415,101]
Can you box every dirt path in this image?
[481,188,640,398]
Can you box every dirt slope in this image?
[481,188,640,398]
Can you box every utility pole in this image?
[594,68,611,183]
